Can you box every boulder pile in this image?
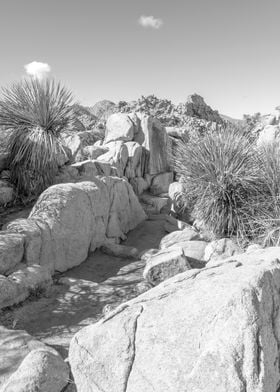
[56,112,174,214]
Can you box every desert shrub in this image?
[172,126,264,238]
[0,78,73,196]
[245,142,280,246]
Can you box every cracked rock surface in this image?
[69,247,280,392]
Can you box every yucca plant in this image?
[0,78,73,196]
[172,127,264,238]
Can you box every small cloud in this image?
[24,61,51,80]
[138,15,163,29]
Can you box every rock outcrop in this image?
[0,176,146,309]
[7,177,145,273]
[6,177,146,274]
[69,247,280,392]
[177,94,222,123]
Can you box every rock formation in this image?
[69,248,280,392]
[5,177,146,275]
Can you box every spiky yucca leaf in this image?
[0,78,73,195]
[173,127,264,238]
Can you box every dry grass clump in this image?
[172,126,267,240]
[0,78,73,196]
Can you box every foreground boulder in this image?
[69,247,280,392]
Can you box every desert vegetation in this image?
[0,77,73,196]
[172,124,280,246]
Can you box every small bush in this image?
[173,126,264,238]
[0,78,73,196]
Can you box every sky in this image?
[0,0,280,119]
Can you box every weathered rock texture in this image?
[1,349,69,392]
[69,247,280,392]
[6,177,146,274]
[0,265,52,309]
[143,247,191,286]
[204,238,241,263]
[0,326,67,391]
[54,112,171,197]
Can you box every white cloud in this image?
[138,15,163,29]
[24,61,51,80]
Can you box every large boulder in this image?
[0,327,67,391]
[135,115,169,175]
[104,176,146,239]
[6,178,146,273]
[105,113,136,144]
[124,142,144,179]
[69,247,280,392]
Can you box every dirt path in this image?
[0,217,166,359]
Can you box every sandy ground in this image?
[0,216,166,360]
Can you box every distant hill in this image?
[220,114,245,126]
[88,100,116,122]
